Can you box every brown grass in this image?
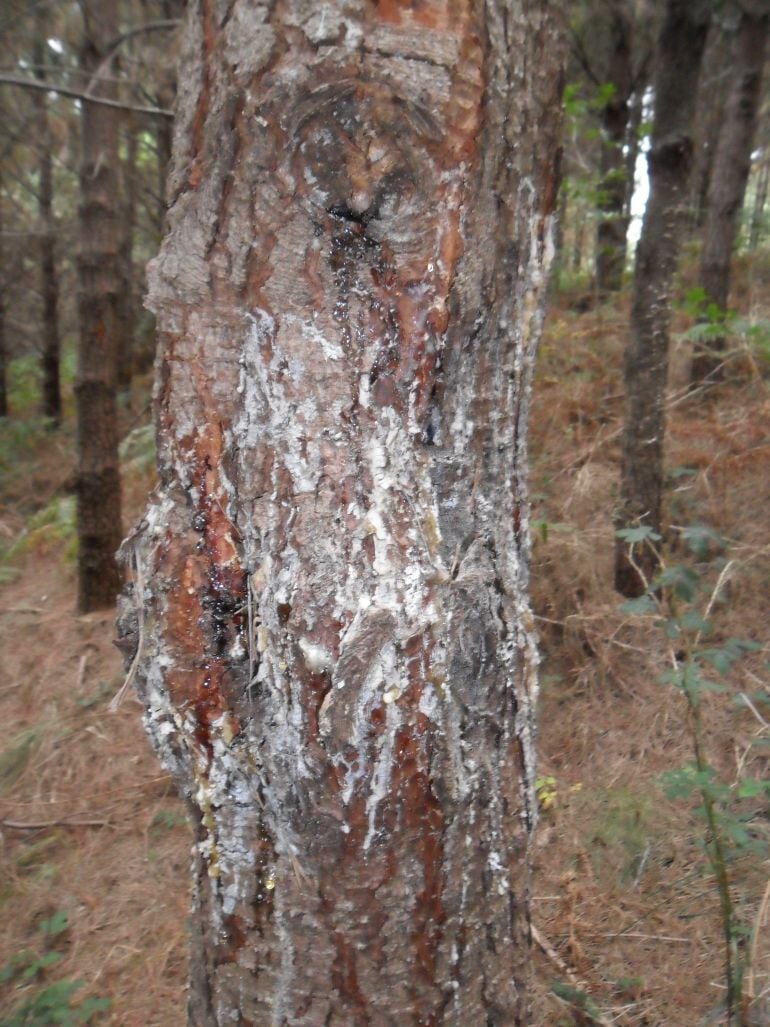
[0,293,768,1025]
[0,418,189,1026]
[530,291,770,1025]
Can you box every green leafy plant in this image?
[551,980,605,1024]
[531,519,575,545]
[678,287,770,374]
[616,525,765,1024]
[535,775,558,812]
[149,808,187,832]
[0,912,110,1026]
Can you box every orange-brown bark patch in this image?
[188,0,215,185]
[192,661,231,752]
[330,929,369,1023]
[389,669,446,988]
[372,0,450,30]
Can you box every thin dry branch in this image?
[1,816,110,829]
[532,923,615,1027]
[0,74,173,117]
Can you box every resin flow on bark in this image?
[120,2,565,1022]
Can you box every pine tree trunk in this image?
[155,0,185,237]
[118,112,137,393]
[595,1,633,294]
[615,0,709,597]
[121,1,565,1023]
[691,10,769,384]
[75,2,123,612]
[690,24,733,232]
[0,176,6,420]
[750,150,770,252]
[33,13,62,426]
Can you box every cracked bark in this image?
[120,1,565,1023]
[615,0,709,598]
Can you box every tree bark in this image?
[33,12,62,426]
[0,173,6,420]
[615,0,709,597]
[691,9,769,384]
[690,22,733,232]
[118,111,137,392]
[121,1,565,1023]
[155,0,186,235]
[75,2,124,612]
[595,0,634,294]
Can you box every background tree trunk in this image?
[0,172,6,419]
[154,0,185,236]
[118,111,137,393]
[750,147,770,251]
[122,1,565,1023]
[615,0,710,597]
[691,9,769,384]
[595,0,633,294]
[75,1,123,612]
[33,11,62,426]
[690,22,733,232]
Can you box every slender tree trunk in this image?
[0,179,6,419]
[615,0,709,597]
[573,217,585,274]
[750,149,770,252]
[554,183,567,276]
[691,24,733,232]
[33,14,62,426]
[691,10,769,384]
[76,2,123,612]
[120,1,565,1023]
[595,1,633,294]
[154,0,184,236]
[117,112,137,392]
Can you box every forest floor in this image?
[0,270,769,1026]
